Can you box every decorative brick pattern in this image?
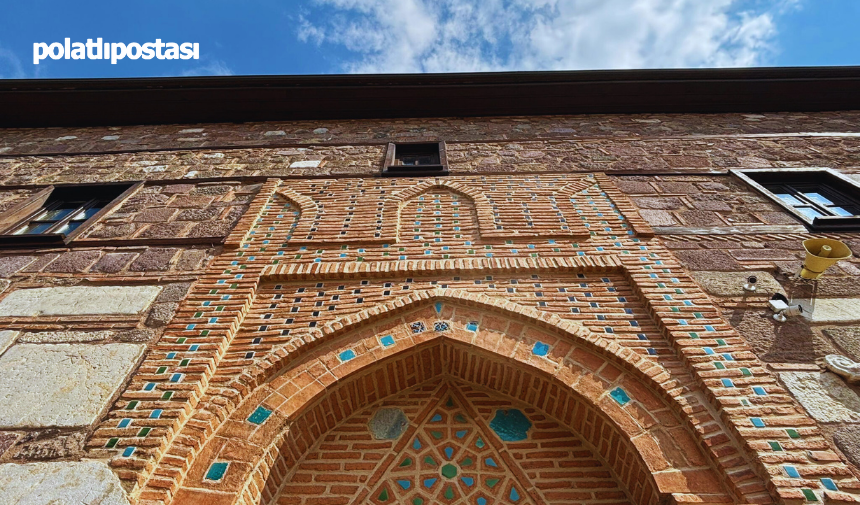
[70,172,860,505]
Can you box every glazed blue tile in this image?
[610,387,631,405]
[784,465,801,478]
[751,417,766,428]
[205,462,229,481]
[151,409,163,419]
[532,342,549,356]
[704,347,715,355]
[169,373,182,383]
[435,302,443,313]
[118,418,131,428]
[753,386,767,396]
[466,322,478,332]
[821,478,838,491]
[122,446,136,457]
[248,406,273,425]
[489,409,532,441]
[397,479,411,490]
[338,349,356,362]
[721,379,735,387]
[380,335,395,347]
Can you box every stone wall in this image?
[1,113,860,504]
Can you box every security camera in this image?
[743,275,758,292]
[773,304,803,323]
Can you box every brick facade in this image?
[1,111,860,505]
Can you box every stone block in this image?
[835,426,860,468]
[638,209,678,226]
[17,331,113,344]
[0,256,35,277]
[0,330,18,356]
[0,285,161,316]
[128,248,178,271]
[631,196,684,210]
[0,343,144,427]
[42,251,102,273]
[90,253,137,273]
[0,460,129,504]
[673,250,741,271]
[824,327,860,361]
[691,271,782,297]
[810,298,860,323]
[780,372,860,423]
[290,160,322,168]
[677,210,725,227]
[724,309,837,363]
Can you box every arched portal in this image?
[169,296,732,505]
[268,375,634,505]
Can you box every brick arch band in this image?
[167,291,735,505]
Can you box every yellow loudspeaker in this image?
[800,238,852,279]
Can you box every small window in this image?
[381,142,448,177]
[733,168,860,230]
[0,183,135,246]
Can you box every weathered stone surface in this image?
[42,251,102,273]
[0,285,161,316]
[0,330,18,356]
[145,302,178,327]
[810,298,860,323]
[17,331,113,344]
[0,256,35,277]
[9,430,86,460]
[0,343,145,427]
[835,426,860,468]
[780,372,860,423]
[691,271,782,297]
[369,408,408,440]
[90,253,137,273]
[673,250,741,271]
[0,460,130,504]
[115,328,156,343]
[824,327,860,361]
[156,283,192,303]
[724,309,838,363]
[638,209,678,226]
[128,248,178,271]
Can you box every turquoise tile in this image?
[248,406,272,425]
[339,349,356,362]
[205,462,229,481]
[610,387,631,405]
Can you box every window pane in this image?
[34,207,76,222]
[73,207,102,220]
[797,207,825,219]
[14,222,54,235]
[830,207,855,217]
[775,193,803,206]
[55,221,83,235]
[803,192,834,206]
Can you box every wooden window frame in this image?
[732,168,860,231]
[0,182,141,247]
[381,141,449,177]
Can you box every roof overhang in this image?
[2,66,860,128]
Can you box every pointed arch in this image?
[382,179,497,241]
[163,291,736,505]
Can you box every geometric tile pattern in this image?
[272,378,630,505]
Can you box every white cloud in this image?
[0,45,25,79]
[297,0,800,73]
[180,59,234,77]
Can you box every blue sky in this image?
[0,0,857,79]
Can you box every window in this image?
[733,168,860,230]
[0,183,135,246]
[381,142,448,177]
